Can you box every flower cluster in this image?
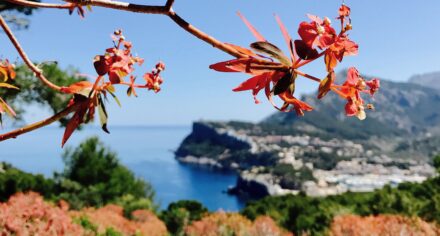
[59,30,165,146]
[210,4,379,120]
[0,59,18,123]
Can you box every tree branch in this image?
[3,0,71,9]
[0,14,62,91]
[0,103,79,142]
[165,0,174,11]
[167,11,243,58]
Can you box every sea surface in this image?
[0,126,244,211]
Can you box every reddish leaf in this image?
[295,40,319,60]
[233,73,266,92]
[209,58,272,75]
[93,55,109,76]
[274,14,294,60]
[61,102,88,147]
[324,52,338,72]
[318,71,335,99]
[60,81,93,94]
[237,12,266,42]
[279,91,313,116]
[225,43,257,57]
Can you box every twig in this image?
[3,0,71,9]
[165,0,175,11]
[0,15,62,91]
[167,11,243,58]
[0,103,79,142]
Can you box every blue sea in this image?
[0,126,245,211]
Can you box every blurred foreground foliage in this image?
[241,154,440,235]
[0,137,156,216]
[1,136,440,235]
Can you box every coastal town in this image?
[176,122,436,198]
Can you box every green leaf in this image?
[97,95,110,134]
[250,41,292,66]
[108,90,122,107]
[0,83,19,90]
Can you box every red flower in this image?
[366,78,380,95]
[143,62,165,93]
[93,33,144,84]
[298,15,337,49]
[333,67,380,120]
[324,36,359,72]
[338,4,351,19]
[278,91,313,116]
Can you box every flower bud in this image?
[323,17,331,25]
[114,29,122,36]
[345,24,352,31]
[156,61,165,71]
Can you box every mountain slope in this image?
[264,73,440,145]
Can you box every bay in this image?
[0,126,244,211]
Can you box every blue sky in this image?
[1,0,440,126]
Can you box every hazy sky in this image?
[2,0,440,126]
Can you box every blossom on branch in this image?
[210,3,379,120]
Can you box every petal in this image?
[233,73,268,92]
[224,43,258,57]
[298,22,319,48]
[338,5,351,18]
[60,81,93,94]
[344,98,358,116]
[237,12,266,42]
[274,14,294,59]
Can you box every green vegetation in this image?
[160,200,208,235]
[271,164,315,189]
[241,155,440,235]
[0,64,85,126]
[0,137,156,215]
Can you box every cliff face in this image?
[175,121,277,170]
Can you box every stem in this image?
[3,0,71,9]
[167,11,243,58]
[295,51,325,68]
[0,15,62,91]
[295,70,321,82]
[165,0,175,11]
[0,103,79,142]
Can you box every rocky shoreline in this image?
[175,121,436,199]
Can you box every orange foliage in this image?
[330,214,440,236]
[70,204,167,236]
[0,192,84,235]
[0,192,167,236]
[185,211,292,236]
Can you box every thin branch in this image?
[66,0,168,14]
[6,0,243,57]
[165,0,175,11]
[0,15,62,91]
[167,11,243,58]
[3,0,71,9]
[295,70,321,82]
[0,103,79,142]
